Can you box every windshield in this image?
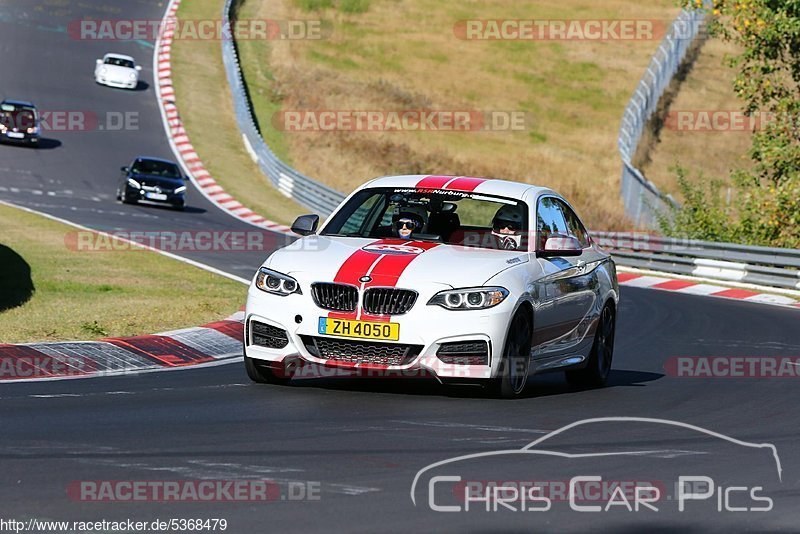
[131,160,181,179]
[321,187,529,251]
[105,57,135,69]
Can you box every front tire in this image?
[121,190,137,205]
[566,303,615,388]
[244,353,291,385]
[487,309,532,399]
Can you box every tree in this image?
[663,1,800,248]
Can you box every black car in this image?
[117,157,187,210]
[0,100,40,146]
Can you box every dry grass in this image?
[236,0,681,229]
[0,203,245,343]
[638,37,752,197]
[171,0,305,225]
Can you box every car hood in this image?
[98,64,137,80]
[129,173,184,189]
[265,235,529,289]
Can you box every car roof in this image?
[104,53,136,62]
[133,156,179,165]
[361,175,556,201]
[1,99,36,108]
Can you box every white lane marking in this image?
[392,420,548,434]
[0,199,249,286]
[28,394,82,398]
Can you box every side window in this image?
[536,197,569,250]
[555,200,590,248]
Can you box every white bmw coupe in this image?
[94,53,142,89]
[244,175,619,398]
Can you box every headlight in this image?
[255,267,301,296]
[428,287,509,310]
[174,185,186,194]
[0,124,6,132]
[99,67,107,75]
[26,126,38,134]
[127,178,141,189]
[129,72,137,80]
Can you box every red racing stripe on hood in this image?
[329,240,439,322]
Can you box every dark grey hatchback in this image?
[117,157,187,210]
[0,100,40,146]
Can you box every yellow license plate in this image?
[317,317,399,341]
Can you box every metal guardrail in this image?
[594,232,800,291]
[221,0,346,217]
[617,9,707,228]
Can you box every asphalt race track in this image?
[1,1,799,532]
[0,0,287,280]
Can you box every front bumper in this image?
[97,76,137,89]
[244,285,517,381]
[125,184,185,207]
[1,131,39,145]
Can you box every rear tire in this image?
[487,309,532,399]
[244,352,292,385]
[566,303,615,388]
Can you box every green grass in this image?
[0,203,245,343]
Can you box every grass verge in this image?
[169,0,683,229]
[0,203,245,344]
[233,0,680,229]
[638,37,752,197]
[170,0,305,225]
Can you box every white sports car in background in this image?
[94,53,142,89]
[244,175,619,398]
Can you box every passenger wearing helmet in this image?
[392,205,428,240]
[491,204,524,250]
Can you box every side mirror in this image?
[291,214,319,236]
[96,59,102,65]
[120,166,129,173]
[135,65,142,71]
[537,235,582,258]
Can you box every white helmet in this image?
[491,204,524,250]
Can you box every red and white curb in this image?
[153,0,292,235]
[618,270,800,309]
[0,312,245,382]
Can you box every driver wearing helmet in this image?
[393,205,428,240]
[491,204,524,250]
